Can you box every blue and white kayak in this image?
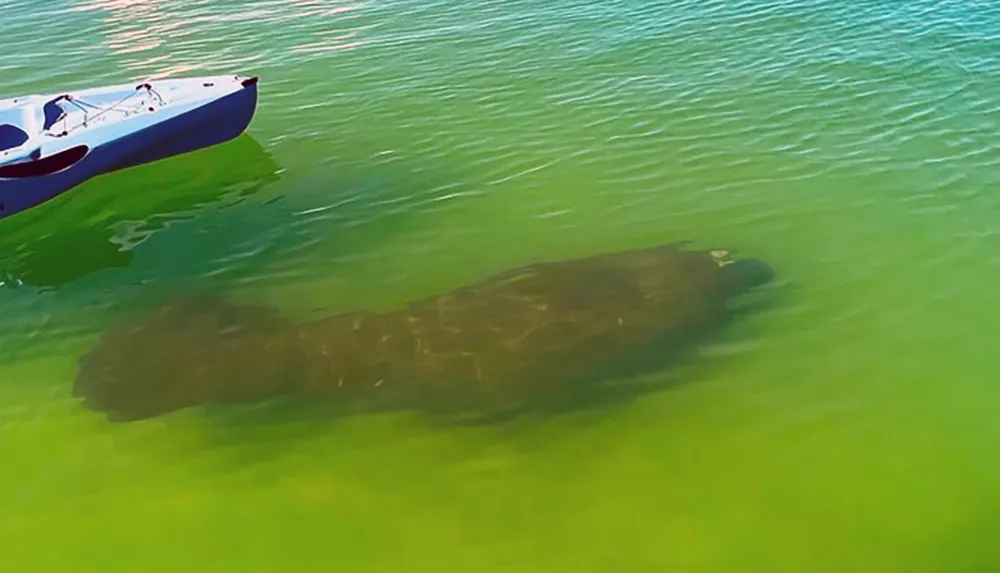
[0,74,260,220]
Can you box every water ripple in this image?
[0,0,999,412]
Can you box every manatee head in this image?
[715,254,775,297]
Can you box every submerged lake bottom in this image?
[4,161,1000,571]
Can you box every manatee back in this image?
[389,244,734,413]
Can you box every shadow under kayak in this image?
[0,74,260,220]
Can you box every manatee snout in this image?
[721,258,775,294]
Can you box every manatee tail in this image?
[73,295,302,422]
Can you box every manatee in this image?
[72,242,775,422]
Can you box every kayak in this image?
[0,74,260,220]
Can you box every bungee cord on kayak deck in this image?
[43,83,168,135]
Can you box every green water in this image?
[3,0,1000,570]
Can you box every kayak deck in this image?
[0,75,257,163]
[0,74,259,220]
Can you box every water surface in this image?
[3,0,1000,571]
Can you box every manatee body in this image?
[72,242,774,422]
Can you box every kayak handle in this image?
[0,145,89,179]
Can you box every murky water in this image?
[3,0,1000,570]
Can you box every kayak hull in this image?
[0,74,259,220]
